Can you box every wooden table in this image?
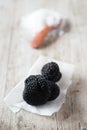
[0,0,87,129]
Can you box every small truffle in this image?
[41,62,62,82]
[48,81,60,101]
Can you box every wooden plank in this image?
[0,0,20,130]
[0,0,87,129]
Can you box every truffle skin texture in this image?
[48,81,60,101]
[23,75,51,106]
[41,62,62,82]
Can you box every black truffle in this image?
[41,62,62,82]
[48,81,60,101]
[23,75,51,106]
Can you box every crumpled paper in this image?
[4,56,74,116]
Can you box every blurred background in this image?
[0,0,87,130]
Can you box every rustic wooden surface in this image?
[0,0,87,130]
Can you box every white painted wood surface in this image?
[0,0,87,129]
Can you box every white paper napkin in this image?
[4,56,74,116]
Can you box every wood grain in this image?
[0,0,87,129]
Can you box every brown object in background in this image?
[30,19,63,48]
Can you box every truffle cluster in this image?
[23,62,62,106]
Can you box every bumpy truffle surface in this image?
[41,62,62,82]
[48,81,60,101]
[23,75,51,106]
